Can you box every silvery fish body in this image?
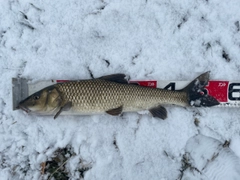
[56,79,188,113]
[17,73,219,119]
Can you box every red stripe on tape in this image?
[129,81,157,88]
[56,80,69,83]
[205,81,229,102]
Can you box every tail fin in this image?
[182,72,220,107]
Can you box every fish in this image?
[17,72,219,119]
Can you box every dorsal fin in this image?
[99,74,128,84]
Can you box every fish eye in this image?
[33,95,40,100]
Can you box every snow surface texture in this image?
[1,0,240,179]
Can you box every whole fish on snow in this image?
[17,72,219,119]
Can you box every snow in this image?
[183,134,240,179]
[1,0,240,179]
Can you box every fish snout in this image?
[17,104,31,113]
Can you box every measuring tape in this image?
[129,80,240,107]
[12,78,240,111]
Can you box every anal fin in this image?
[149,105,167,120]
[106,106,123,116]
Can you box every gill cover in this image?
[17,85,62,113]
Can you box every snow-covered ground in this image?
[1,0,240,179]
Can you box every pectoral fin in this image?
[54,102,72,119]
[106,106,123,116]
[149,105,167,120]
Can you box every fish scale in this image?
[56,79,188,113]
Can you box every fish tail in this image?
[181,72,220,107]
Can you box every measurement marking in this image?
[232,92,240,98]
[233,85,240,89]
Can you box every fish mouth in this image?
[17,104,31,113]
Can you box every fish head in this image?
[17,86,62,113]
